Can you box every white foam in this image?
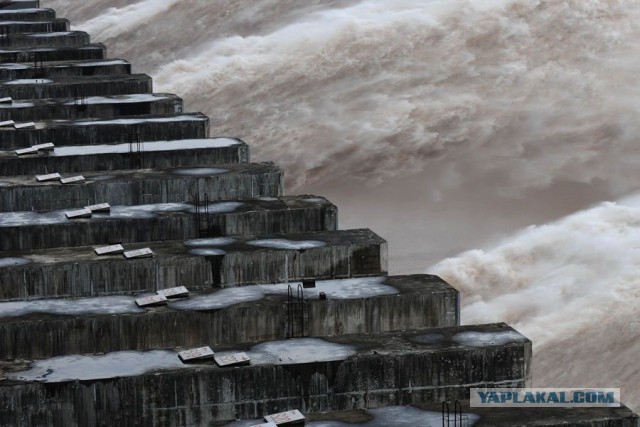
[189,248,227,256]
[247,239,326,250]
[172,167,228,176]
[0,63,29,70]
[8,350,187,383]
[4,79,53,85]
[28,32,73,37]
[245,338,355,365]
[69,59,129,67]
[106,203,191,219]
[73,115,205,126]
[0,210,67,227]
[63,94,167,106]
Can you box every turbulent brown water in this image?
[46,0,640,412]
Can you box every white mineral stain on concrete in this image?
[452,330,527,347]
[8,350,188,383]
[184,237,236,246]
[0,296,142,318]
[246,338,356,365]
[53,138,240,156]
[247,239,326,250]
[172,167,228,176]
[0,257,31,268]
[4,79,53,84]
[173,277,397,311]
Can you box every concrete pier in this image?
[0,74,152,99]
[0,138,248,177]
[0,43,104,63]
[0,163,282,212]
[0,31,90,48]
[0,8,54,21]
[0,93,182,121]
[0,324,531,426]
[0,275,457,359]
[0,59,131,80]
[0,18,67,33]
[0,228,384,299]
[0,2,40,11]
[0,113,209,149]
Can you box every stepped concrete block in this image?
[0,163,278,213]
[0,43,104,63]
[0,275,456,359]
[0,138,249,177]
[0,74,152,99]
[0,324,531,425]
[0,58,131,80]
[0,93,182,121]
[0,112,209,149]
[0,31,90,48]
[0,8,54,20]
[0,18,67,33]
[237,404,639,427]
[0,1,40,10]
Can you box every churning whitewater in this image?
[47,0,640,412]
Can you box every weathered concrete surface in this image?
[0,31,90,48]
[0,18,67,34]
[0,8,54,21]
[0,163,279,212]
[0,43,104,63]
[0,228,386,300]
[0,74,152,99]
[0,113,209,149]
[0,59,131,80]
[0,1,40,11]
[238,404,639,427]
[0,93,182,121]
[0,275,457,359]
[0,138,248,177]
[0,324,531,426]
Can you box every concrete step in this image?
[0,30,90,48]
[0,112,209,149]
[0,7,54,20]
[236,404,639,427]
[0,93,182,121]
[0,163,281,213]
[0,74,152,99]
[0,275,456,359]
[0,18,67,33]
[0,324,530,425]
[0,228,385,299]
[0,1,40,11]
[0,138,249,177]
[0,42,104,63]
[0,58,131,80]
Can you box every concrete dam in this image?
[0,1,637,426]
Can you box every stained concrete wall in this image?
[0,31,90,49]
[0,164,279,212]
[0,94,182,122]
[0,8,54,20]
[0,140,248,177]
[0,1,40,11]
[0,60,131,80]
[0,113,209,149]
[0,326,531,426]
[0,43,104,63]
[0,74,152,99]
[0,276,458,359]
[0,19,67,33]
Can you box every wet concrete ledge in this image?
[0,227,383,300]
[0,93,182,121]
[0,324,531,426]
[0,163,278,212]
[0,18,67,34]
[0,112,209,148]
[0,138,248,177]
[0,8,54,21]
[0,275,454,359]
[0,73,153,99]
[234,403,638,427]
[0,31,89,49]
[0,58,131,80]
[0,42,104,63]
[1,136,247,171]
